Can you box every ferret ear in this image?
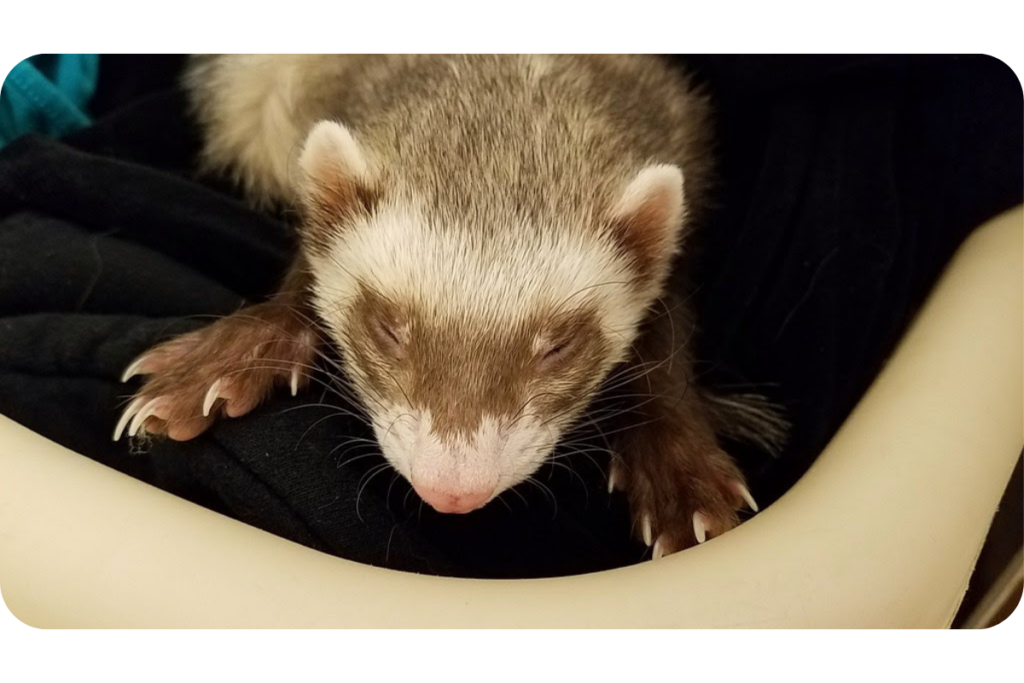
[606,164,686,280]
[298,120,369,183]
[296,120,378,249]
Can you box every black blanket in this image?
[0,55,1019,578]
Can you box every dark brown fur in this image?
[346,285,610,441]
[604,288,751,552]
[126,260,318,440]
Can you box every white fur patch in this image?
[310,201,650,356]
[298,120,369,184]
[189,55,308,204]
[611,163,686,251]
[371,404,555,502]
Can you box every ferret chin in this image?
[116,56,786,554]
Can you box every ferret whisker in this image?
[549,279,635,319]
[504,484,530,509]
[385,471,403,509]
[507,392,562,429]
[542,458,591,499]
[381,368,414,408]
[550,438,613,454]
[586,415,667,442]
[276,402,365,420]
[600,366,664,395]
[328,435,382,460]
[536,405,582,430]
[331,446,380,466]
[553,441,617,462]
[577,408,643,426]
[510,391,556,424]
[632,284,702,326]
[573,412,617,459]
[599,392,675,419]
[658,295,678,377]
[355,463,394,523]
[292,411,356,451]
[524,476,558,518]
[598,340,693,392]
[382,412,414,443]
[585,391,672,406]
[385,523,398,566]
[329,434,380,447]
[343,447,384,465]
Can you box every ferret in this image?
[113,55,786,557]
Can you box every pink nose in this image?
[414,486,493,514]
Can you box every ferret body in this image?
[115,55,785,556]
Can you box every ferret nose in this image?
[414,486,493,514]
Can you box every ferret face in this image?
[311,208,647,512]
[297,121,686,513]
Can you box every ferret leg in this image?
[114,262,320,442]
[604,294,759,557]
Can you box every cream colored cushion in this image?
[1,207,1020,628]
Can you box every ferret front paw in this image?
[113,304,317,441]
[609,437,759,558]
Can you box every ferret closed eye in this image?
[115,55,786,555]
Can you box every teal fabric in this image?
[0,54,99,147]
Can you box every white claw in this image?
[607,469,617,494]
[290,368,300,397]
[120,355,150,383]
[113,397,146,441]
[652,539,665,560]
[128,397,163,437]
[737,483,760,512]
[693,512,708,544]
[202,379,223,417]
[641,514,652,546]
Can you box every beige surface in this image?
[1,207,1021,629]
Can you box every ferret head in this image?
[296,121,688,514]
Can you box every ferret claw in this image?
[112,397,146,441]
[128,397,163,437]
[693,511,708,544]
[202,379,223,417]
[652,538,665,560]
[736,483,759,513]
[641,514,653,546]
[607,469,618,494]
[120,355,151,383]
[290,367,300,397]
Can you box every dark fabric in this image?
[683,54,1023,503]
[0,55,1020,578]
